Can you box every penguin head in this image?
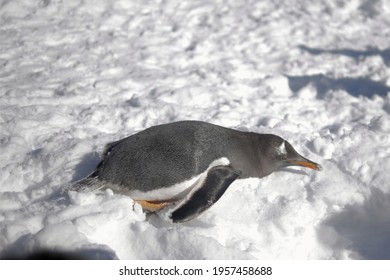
[259,135,322,175]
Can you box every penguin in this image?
[70,120,322,223]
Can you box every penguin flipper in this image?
[170,165,241,223]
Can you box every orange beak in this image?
[287,160,322,171]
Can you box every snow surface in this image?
[1,0,390,260]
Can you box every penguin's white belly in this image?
[128,157,231,201]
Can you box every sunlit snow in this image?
[1,0,390,260]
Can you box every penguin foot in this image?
[169,165,241,223]
[135,200,172,212]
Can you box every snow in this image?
[1,0,390,260]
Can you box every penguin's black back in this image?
[92,121,260,191]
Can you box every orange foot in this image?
[135,200,173,212]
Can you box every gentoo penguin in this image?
[70,121,321,223]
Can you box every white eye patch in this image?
[276,141,287,156]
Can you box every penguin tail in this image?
[64,176,106,193]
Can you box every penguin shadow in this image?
[26,152,102,208]
[317,187,390,259]
[71,151,101,183]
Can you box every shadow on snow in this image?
[317,188,390,259]
[1,233,118,260]
[71,151,101,183]
[286,73,390,99]
[287,45,390,99]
